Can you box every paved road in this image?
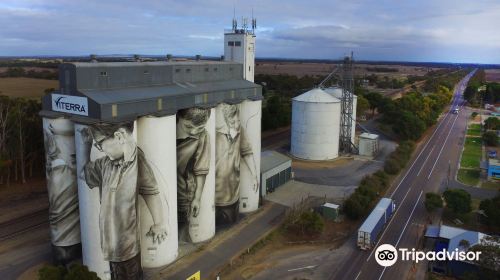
[159,202,287,280]
[329,70,481,280]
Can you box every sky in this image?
[1,0,499,63]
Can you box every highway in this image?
[330,70,477,280]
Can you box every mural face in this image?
[77,122,167,280]
[43,118,81,265]
[176,108,211,242]
[215,104,258,224]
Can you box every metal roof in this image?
[360,133,379,140]
[260,150,291,173]
[322,202,339,209]
[293,88,340,103]
[358,198,393,233]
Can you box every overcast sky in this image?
[1,0,499,63]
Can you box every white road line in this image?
[416,145,435,176]
[395,191,423,246]
[287,265,317,272]
[354,271,361,280]
[389,112,449,198]
[427,114,459,179]
[378,267,387,280]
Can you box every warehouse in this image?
[260,150,292,196]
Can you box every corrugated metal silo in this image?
[291,88,341,160]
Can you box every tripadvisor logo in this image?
[374,244,482,267]
[375,244,398,267]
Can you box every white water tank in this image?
[324,86,357,144]
[291,88,341,160]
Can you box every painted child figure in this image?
[176,108,211,242]
[79,122,167,280]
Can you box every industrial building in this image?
[40,20,262,280]
[260,150,292,196]
[358,133,379,157]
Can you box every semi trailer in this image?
[357,197,396,250]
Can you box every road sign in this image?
[186,271,201,280]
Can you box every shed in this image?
[358,133,379,157]
[321,203,340,221]
[260,150,292,196]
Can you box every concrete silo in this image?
[137,115,178,267]
[324,86,357,145]
[291,88,341,160]
[42,117,81,265]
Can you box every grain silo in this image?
[323,86,357,145]
[291,88,341,160]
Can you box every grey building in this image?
[40,60,262,122]
[260,150,292,196]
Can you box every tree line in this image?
[1,67,59,80]
[0,96,45,186]
[464,69,500,106]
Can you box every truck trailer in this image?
[357,197,396,250]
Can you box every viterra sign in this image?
[52,94,88,116]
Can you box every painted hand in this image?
[252,177,259,193]
[146,224,168,244]
[77,127,93,145]
[191,200,200,218]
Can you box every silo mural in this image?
[137,115,178,267]
[215,103,258,224]
[238,100,261,213]
[75,121,168,280]
[176,107,215,242]
[42,117,81,265]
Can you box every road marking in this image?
[389,111,449,198]
[287,265,317,272]
[427,113,459,179]
[395,191,423,246]
[354,271,361,280]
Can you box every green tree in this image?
[443,189,472,214]
[356,95,370,118]
[479,195,500,227]
[483,131,498,146]
[470,235,500,279]
[484,117,500,130]
[425,192,443,212]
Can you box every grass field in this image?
[466,123,482,136]
[0,77,57,99]
[460,137,482,168]
[457,169,480,186]
[481,180,500,191]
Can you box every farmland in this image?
[0,77,57,99]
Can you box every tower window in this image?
[235,41,241,47]
[228,41,234,46]
[186,68,191,73]
[100,71,107,76]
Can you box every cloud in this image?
[0,0,498,63]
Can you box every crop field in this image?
[0,77,57,99]
[485,69,500,82]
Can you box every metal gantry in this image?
[339,53,357,154]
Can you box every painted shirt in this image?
[47,159,81,246]
[215,127,253,206]
[176,130,210,210]
[85,148,158,262]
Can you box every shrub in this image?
[443,189,472,214]
[384,158,401,174]
[425,192,443,212]
[483,131,498,146]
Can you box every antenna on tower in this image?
[232,6,237,31]
[251,9,257,33]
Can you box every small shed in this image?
[260,150,292,196]
[321,203,340,221]
[358,133,379,157]
[487,158,500,179]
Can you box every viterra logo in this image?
[54,97,86,113]
[375,244,398,267]
[52,94,88,116]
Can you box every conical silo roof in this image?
[293,88,340,103]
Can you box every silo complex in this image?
[324,86,358,144]
[238,100,262,213]
[42,117,81,264]
[137,115,178,267]
[176,107,216,243]
[74,123,111,280]
[291,88,341,160]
